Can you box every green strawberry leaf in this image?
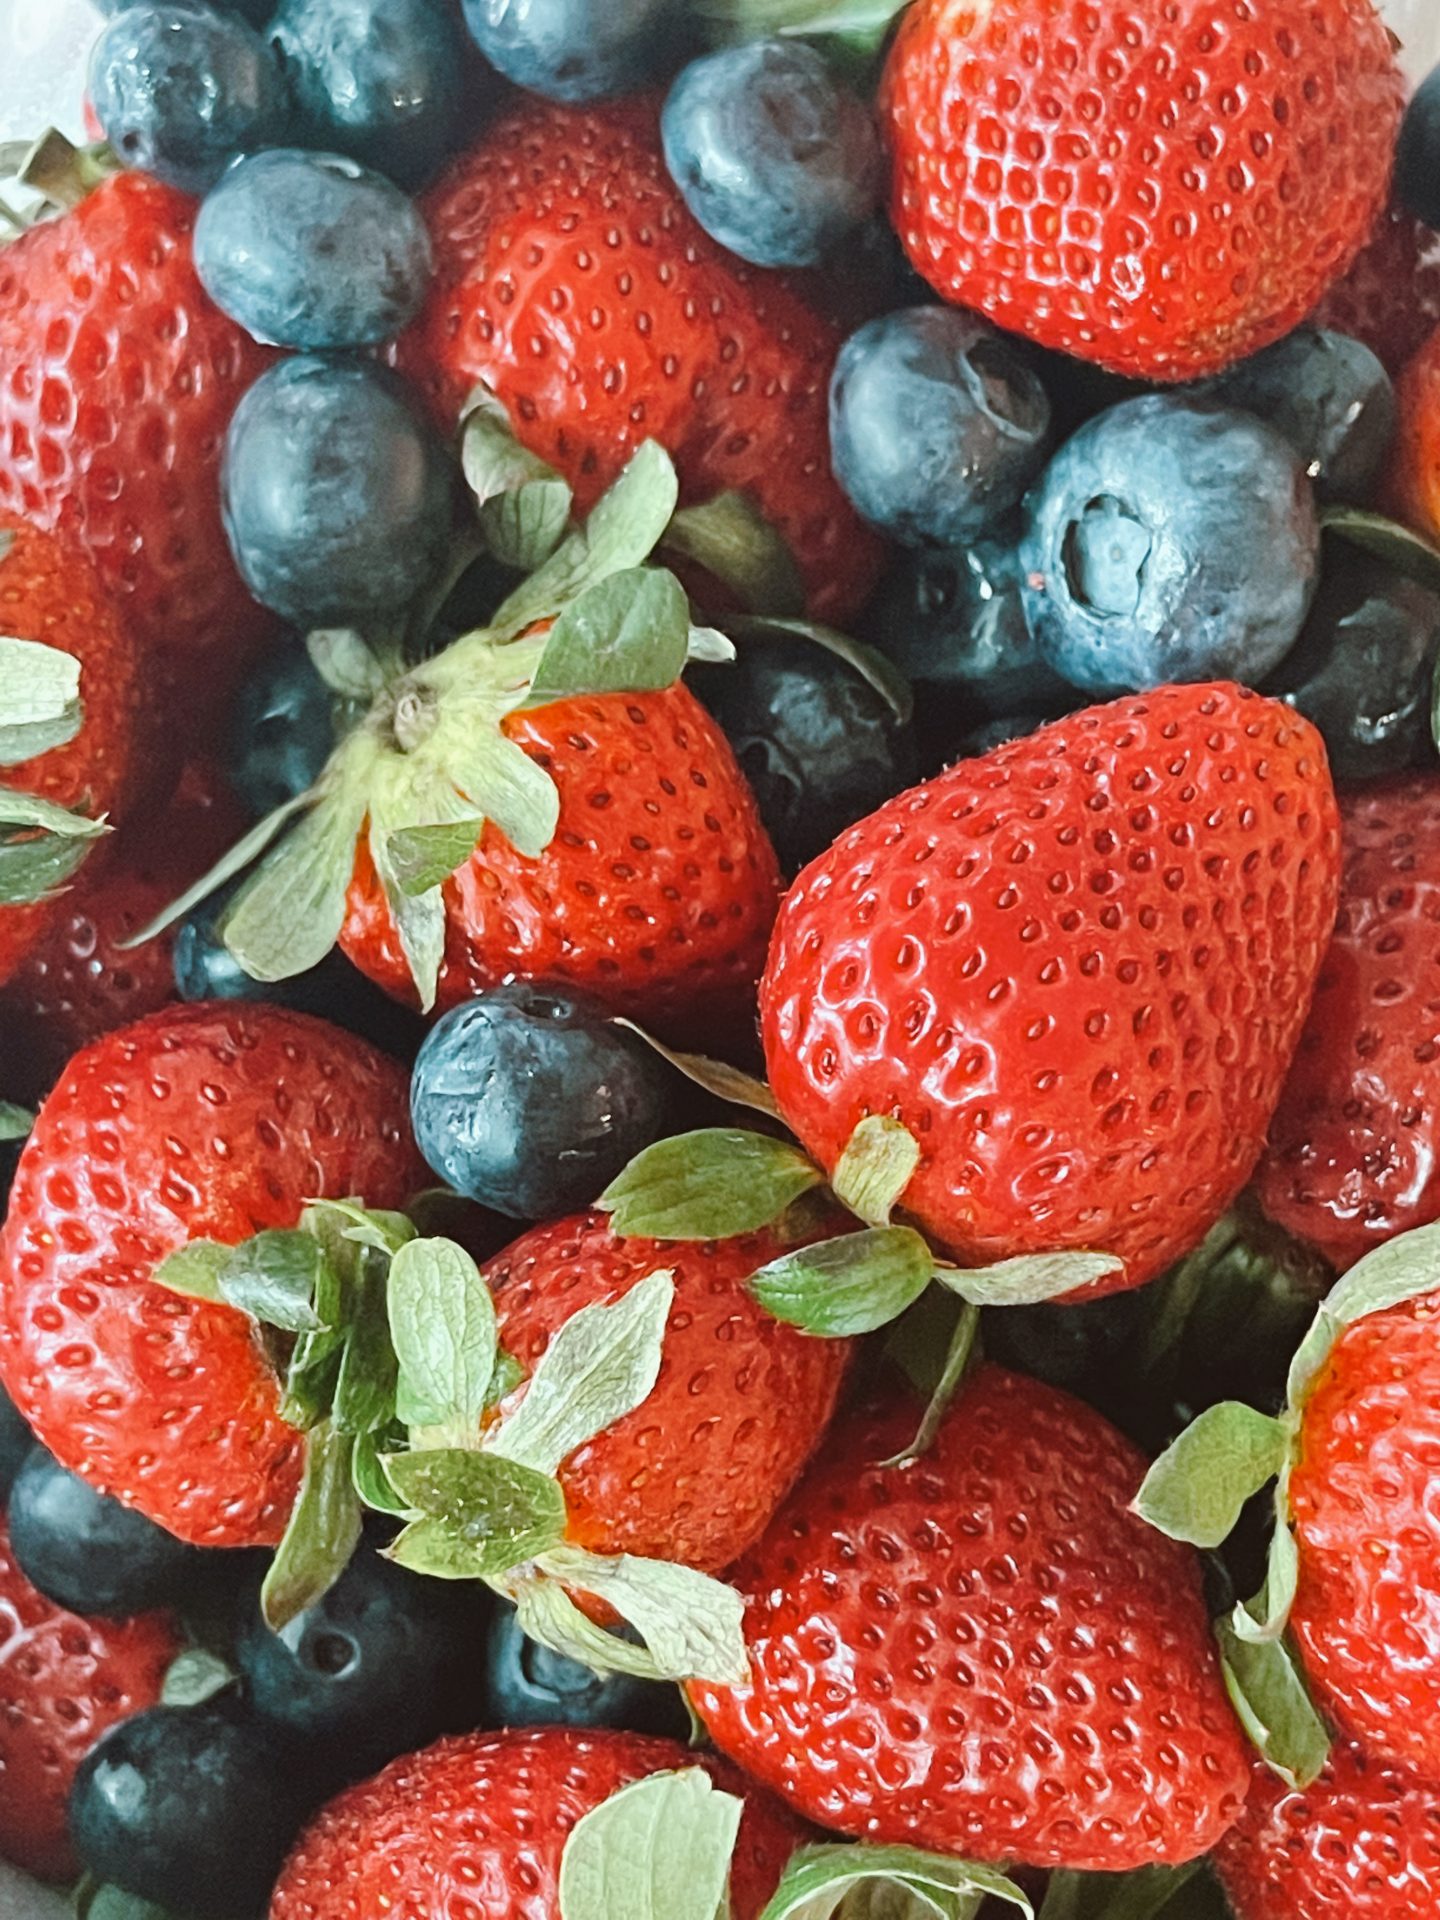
[1229,1489,1301,1647]
[385,819,484,897]
[0,1101,32,1142]
[488,1267,673,1478]
[261,1420,363,1631]
[535,1544,749,1686]
[486,1349,527,1409]
[383,1448,567,1575]
[878,1299,980,1469]
[1216,1615,1330,1790]
[558,1768,744,1920]
[757,1844,1034,1920]
[0,785,109,904]
[309,1199,417,1258]
[72,1886,181,1920]
[1038,1863,1216,1920]
[353,1425,410,1515]
[685,624,737,665]
[1322,505,1440,598]
[280,1237,350,1433]
[830,1115,920,1227]
[938,1249,1126,1307]
[1287,1218,1440,1409]
[331,1252,398,1437]
[1131,1402,1291,1550]
[305,627,389,702]
[150,1240,232,1304]
[528,568,691,707]
[511,1573,679,1682]
[121,790,312,951]
[599,1129,824,1240]
[160,1647,237,1709]
[221,782,369,983]
[0,634,82,764]
[725,614,914,725]
[662,492,805,617]
[387,1235,498,1437]
[748,1227,932,1335]
[462,385,574,573]
[218,1229,334,1334]
[612,1021,781,1120]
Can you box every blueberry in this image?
[269,0,470,190]
[830,307,1052,548]
[661,41,882,269]
[461,0,675,103]
[1193,328,1397,504]
[226,645,340,819]
[1397,63,1440,233]
[689,637,917,875]
[1264,548,1440,784]
[0,1386,33,1503]
[96,0,272,17]
[69,1700,303,1920]
[222,356,455,627]
[89,4,289,196]
[236,1543,486,1777]
[7,1445,212,1618]
[1020,395,1320,695]
[410,985,674,1220]
[195,150,433,352]
[483,1599,691,1738]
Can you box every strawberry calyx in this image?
[0,617,111,906]
[694,0,912,63]
[0,1102,32,1141]
[0,128,116,241]
[153,1203,749,1685]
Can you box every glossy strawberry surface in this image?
[0,1513,179,1881]
[0,1004,423,1548]
[1258,775,1440,1270]
[399,95,885,625]
[882,0,1403,380]
[691,1367,1250,1871]
[760,683,1342,1294]
[269,1725,806,1920]
[1394,318,1440,541]
[484,1210,851,1573]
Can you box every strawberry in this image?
[689,1366,1250,1872]
[1214,1742,1440,1918]
[399,94,886,625]
[1256,774,1440,1271]
[0,1510,180,1881]
[758,682,1342,1296]
[483,1209,851,1576]
[1311,199,1440,376]
[881,0,1404,381]
[0,1003,423,1549]
[0,166,274,713]
[270,1726,807,1920]
[1393,321,1440,542]
[0,512,141,988]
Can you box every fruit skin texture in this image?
[1257,776,1440,1270]
[1214,1743,1440,1919]
[0,514,142,988]
[340,683,783,1043]
[1394,321,1440,543]
[0,1513,180,1882]
[690,1367,1249,1871]
[881,0,1404,382]
[1311,201,1440,377]
[1286,1293,1440,1782]
[0,172,274,705]
[399,95,885,625]
[760,682,1342,1295]
[269,1725,806,1920]
[0,1004,424,1549]
[484,1210,851,1573]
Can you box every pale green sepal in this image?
[687,625,736,664]
[830,1115,919,1227]
[218,1229,332,1333]
[119,791,311,951]
[1287,1218,1440,1408]
[160,1647,236,1709]
[663,491,805,617]
[612,1021,781,1119]
[598,1129,823,1240]
[537,1545,749,1686]
[939,1250,1125,1308]
[385,819,484,896]
[383,1449,567,1576]
[559,1768,744,1920]
[387,1236,498,1433]
[0,786,108,837]
[0,807,107,904]
[1229,1490,1300,1647]
[528,568,690,706]
[1216,1616,1330,1790]
[1131,1402,1290,1549]
[757,1844,1033,1920]
[0,633,81,763]
[222,782,367,983]
[511,1574,673,1682]
[150,1240,231,1303]
[461,385,574,571]
[748,1227,932,1336]
[353,1427,409,1515]
[261,1420,363,1631]
[306,628,388,701]
[0,1101,32,1141]
[307,1198,417,1257]
[488,1268,674,1478]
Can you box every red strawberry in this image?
[1214,1742,1440,1918]
[690,1366,1250,1871]
[0,170,274,713]
[1311,199,1440,376]
[1393,321,1440,542]
[399,95,885,624]
[1257,774,1440,1270]
[0,512,142,990]
[881,0,1404,381]
[759,682,1342,1295]
[0,1003,424,1548]
[270,1726,806,1920]
[484,1209,851,1575]
[0,1511,180,1881]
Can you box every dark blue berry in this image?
[1397,62,1440,233]
[269,0,470,190]
[236,1543,486,1778]
[1264,548,1440,785]
[226,645,339,819]
[483,1599,691,1738]
[461,0,675,103]
[1193,328,1397,504]
[195,150,433,352]
[68,1701,303,1920]
[689,638,917,875]
[89,4,289,196]
[222,356,455,627]
[830,307,1052,548]
[0,1385,33,1503]
[410,985,673,1220]
[96,0,273,17]
[7,1446,212,1619]
[1020,395,1320,695]
[661,41,882,269]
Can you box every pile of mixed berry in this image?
[5,0,1440,1915]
